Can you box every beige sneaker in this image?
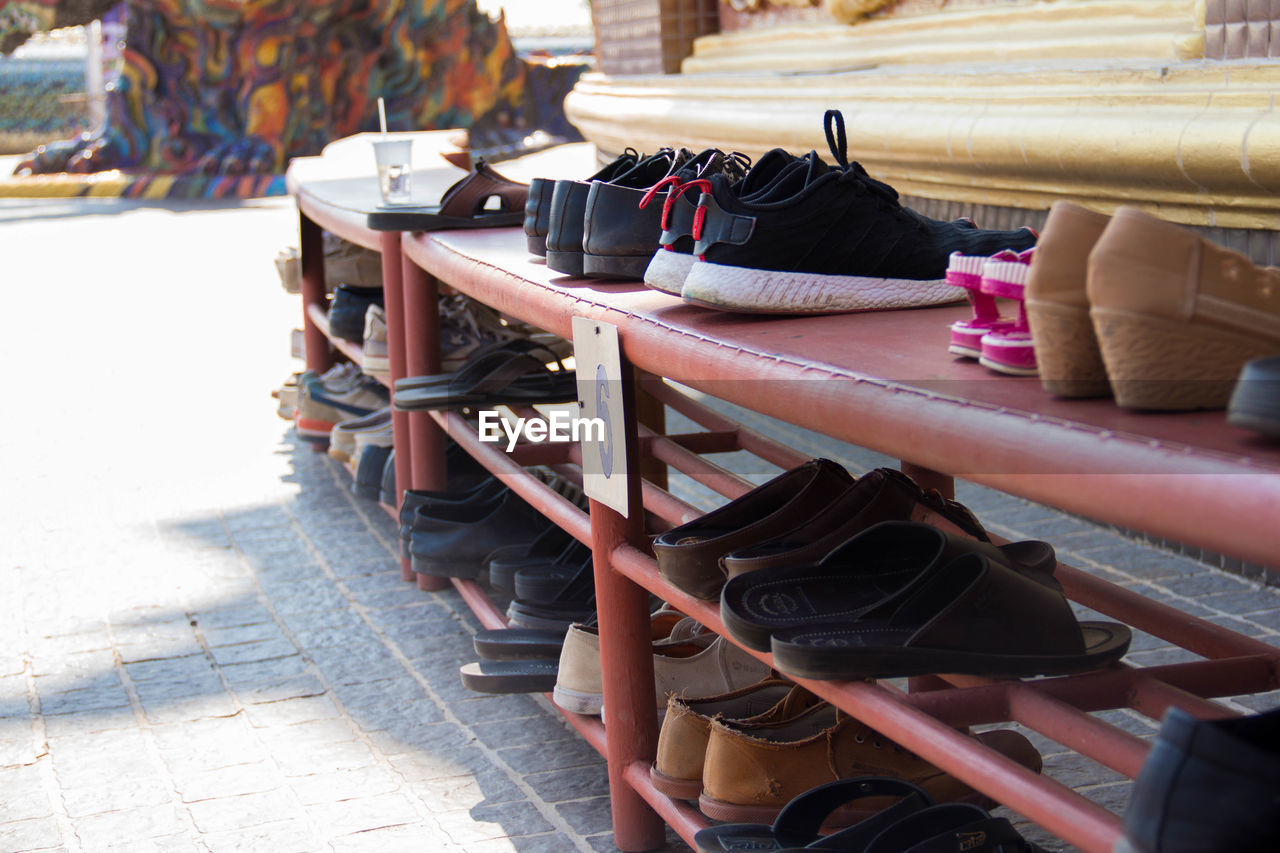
[1088,207,1280,410]
[552,611,772,716]
[1025,201,1113,398]
[328,407,392,463]
[362,305,389,374]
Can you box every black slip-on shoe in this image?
[352,444,392,501]
[581,148,748,281]
[525,149,638,257]
[1119,706,1280,853]
[545,149,664,276]
[682,111,1037,315]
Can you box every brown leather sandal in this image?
[367,160,528,231]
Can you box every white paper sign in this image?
[572,316,629,518]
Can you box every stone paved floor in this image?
[2,195,1279,853]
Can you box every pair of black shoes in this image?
[524,146,749,279]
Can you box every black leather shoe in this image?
[399,477,505,559]
[546,149,683,278]
[352,444,392,500]
[1119,705,1280,853]
[378,450,396,509]
[581,148,747,281]
[410,487,551,579]
[327,284,383,343]
[525,153,640,257]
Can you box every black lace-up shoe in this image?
[546,149,682,277]
[580,148,747,280]
[525,150,638,258]
[683,112,1037,315]
[643,149,830,296]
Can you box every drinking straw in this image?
[378,98,388,135]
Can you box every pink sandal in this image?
[977,248,1038,376]
[944,252,1013,359]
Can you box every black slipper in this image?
[857,802,1042,853]
[770,551,1130,681]
[720,521,1057,653]
[693,777,931,853]
[392,341,576,411]
[459,659,559,695]
[473,627,566,661]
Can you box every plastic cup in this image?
[372,139,413,205]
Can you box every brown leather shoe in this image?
[652,459,856,600]
[1088,206,1280,410]
[699,705,1041,825]
[720,467,988,581]
[651,679,820,800]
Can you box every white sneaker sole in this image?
[552,684,603,715]
[643,250,697,296]
[682,261,961,315]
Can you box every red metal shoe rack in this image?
[290,145,1280,853]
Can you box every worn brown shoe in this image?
[1024,201,1114,398]
[720,467,988,580]
[699,706,1041,825]
[1089,207,1280,410]
[651,679,820,800]
[652,459,856,600]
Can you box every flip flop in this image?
[720,521,1057,653]
[459,659,559,694]
[392,341,576,411]
[770,552,1131,681]
[473,627,567,661]
[693,777,932,853]
[856,802,1042,853]
[367,161,528,231]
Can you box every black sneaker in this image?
[546,149,684,277]
[683,111,1037,314]
[643,148,830,296]
[580,148,747,280]
[327,284,383,343]
[524,149,638,258]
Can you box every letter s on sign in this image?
[595,362,613,478]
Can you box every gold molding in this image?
[564,59,1280,229]
[685,1,1204,72]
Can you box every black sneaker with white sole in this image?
[683,111,1038,315]
[644,148,831,296]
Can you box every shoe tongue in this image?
[674,148,725,181]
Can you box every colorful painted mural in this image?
[0,0,535,194]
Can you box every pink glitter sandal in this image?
[945,252,1014,358]
[978,249,1038,376]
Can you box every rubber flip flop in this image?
[693,777,931,853]
[459,659,559,695]
[858,802,1042,853]
[393,342,577,411]
[720,521,1057,653]
[473,627,566,661]
[367,161,527,231]
[770,552,1131,681]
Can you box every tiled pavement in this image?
[3,194,1279,852]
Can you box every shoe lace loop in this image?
[638,176,715,235]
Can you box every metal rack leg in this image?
[298,213,332,453]
[401,256,449,592]
[592,363,665,852]
[378,232,418,583]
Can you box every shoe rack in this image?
[289,146,1280,853]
